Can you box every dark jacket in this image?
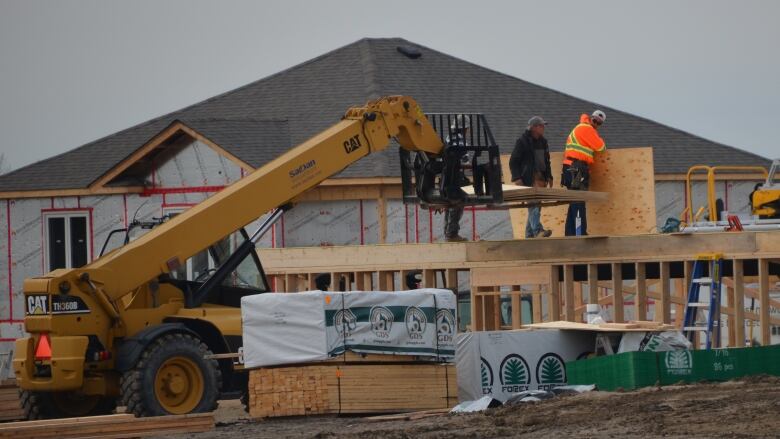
[509,130,552,186]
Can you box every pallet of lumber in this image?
[0,412,213,439]
[0,381,23,422]
[247,363,457,418]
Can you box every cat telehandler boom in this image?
[13,96,503,418]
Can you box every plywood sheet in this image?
[501,147,656,238]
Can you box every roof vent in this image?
[397,46,422,59]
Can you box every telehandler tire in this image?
[120,333,221,417]
[20,389,116,419]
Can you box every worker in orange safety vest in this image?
[561,110,606,236]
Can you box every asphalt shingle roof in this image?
[0,38,769,192]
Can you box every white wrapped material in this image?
[241,291,329,368]
[241,289,456,369]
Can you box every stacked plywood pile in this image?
[247,361,457,418]
[0,413,213,438]
[0,381,23,422]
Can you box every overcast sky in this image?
[0,0,778,172]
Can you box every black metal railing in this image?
[400,113,503,208]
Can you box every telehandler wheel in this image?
[19,389,116,419]
[120,333,221,417]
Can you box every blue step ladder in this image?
[682,253,723,349]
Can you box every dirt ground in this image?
[165,376,780,439]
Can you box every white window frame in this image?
[43,211,91,271]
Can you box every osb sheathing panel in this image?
[501,147,656,237]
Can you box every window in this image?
[44,212,90,271]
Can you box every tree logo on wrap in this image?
[370,306,394,338]
[436,309,455,343]
[405,306,427,339]
[665,350,693,376]
[499,354,530,393]
[480,357,494,394]
[333,309,357,337]
[536,353,567,390]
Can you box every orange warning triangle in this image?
[35,334,51,360]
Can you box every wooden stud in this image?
[635,262,647,321]
[658,262,671,324]
[532,290,542,323]
[378,271,391,291]
[355,272,365,290]
[511,286,522,329]
[611,263,624,323]
[377,196,387,244]
[563,265,575,322]
[733,259,745,347]
[330,272,340,292]
[422,269,435,288]
[549,266,561,321]
[471,284,482,331]
[681,260,694,326]
[726,283,735,347]
[759,258,770,346]
[587,264,598,305]
[574,282,583,322]
[492,288,502,329]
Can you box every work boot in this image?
[445,235,467,242]
[534,229,552,238]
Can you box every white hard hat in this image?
[591,110,606,124]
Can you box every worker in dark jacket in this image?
[509,116,553,238]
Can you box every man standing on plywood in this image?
[561,110,607,236]
[509,116,553,238]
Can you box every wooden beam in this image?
[470,266,550,287]
[759,258,770,346]
[563,265,575,322]
[733,259,745,347]
[260,232,780,274]
[635,262,647,321]
[549,266,561,322]
[611,263,624,323]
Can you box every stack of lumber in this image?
[248,362,457,418]
[527,320,678,332]
[464,184,608,205]
[0,413,213,439]
[0,381,23,422]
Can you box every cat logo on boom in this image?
[343,135,362,154]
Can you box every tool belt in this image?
[563,159,590,190]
